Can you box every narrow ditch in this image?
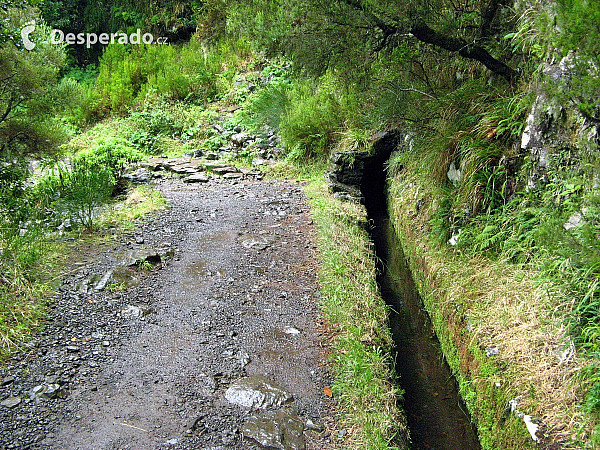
[361,151,481,449]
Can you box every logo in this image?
[20,20,168,51]
[21,21,36,50]
[51,29,168,48]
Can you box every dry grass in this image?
[389,171,590,449]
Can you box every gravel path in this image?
[0,177,335,450]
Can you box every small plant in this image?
[138,259,154,272]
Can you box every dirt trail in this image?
[0,178,335,449]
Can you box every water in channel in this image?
[362,162,481,450]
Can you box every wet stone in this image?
[1,376,15,386]
[184,172,209,183]
[121,247,173,267]
[223,173,243,179]
[30,384,67,400]
[112,266,140,288]
[242,409,305,450]
[0,396,21,408]
[94,270,114,291]
[283,326,301,335]
[225,375,293,409]
[121,305,143,319]
[305,418,323,432]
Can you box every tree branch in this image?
[410,21,518,81]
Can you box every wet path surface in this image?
[0,178,334,449]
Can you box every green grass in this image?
[0,234,62,359]
[305,179,408,450]
[99,185,167,230]
[0,184,166,362]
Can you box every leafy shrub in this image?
[73,138,143,179]
[241,81,291,132]
[280,75,358,160]
[46,161,115,229]
[32,138,143,229]
[0,159,32,232]
[91,38,253,115]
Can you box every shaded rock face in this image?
[326,131,404,204]
[521,54,600,191]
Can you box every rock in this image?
[141,158,170,171]
[94,270,114,291]
[240,237,270,251]
[283,327,301,335]
[242,409,305,450]
[485,347,499,357]
[213,167,239,175]
[523,415,539,442]
[554,338,575,364]
[223,173,243,180]
[123,168,151,184]
[0,396,21,408]
[171,164,201,175]
[447,160,464,187]
[112,266,141,288]
[252,157,268,166]
[305,418,323,432]
[237,350,251,370]
[30,384,67,400]
[65,345,80,353]
[1,376,15,386]
[184,172,209,183]
[121,247,173,267]
[332,191,361,203]
[225,375,293,409]
[135,236,144,244]
[564,212,584,230]
[326,131,403,203]
[230,133,251,147]
[121,305,143,319]
[448,229,461,246]
[205,152,219,161]
[43,384,63,399]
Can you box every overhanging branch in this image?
[410,21,518,81]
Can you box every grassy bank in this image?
[387,169,591,449]
[305,179,408,450]
[0,185,166,361]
